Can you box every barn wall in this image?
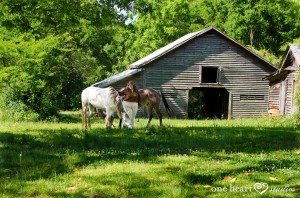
[268,71,298,117]
[294,71,300,114]
[144,32,272,118]
[268,83,281,116]
[109,31,274,118]
[285,71,297,115]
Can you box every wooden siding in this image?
[285,72,297,115]
[267,44,300,117]
[268,83,281,116]
[109,31,274,118]
[268,71,299,117]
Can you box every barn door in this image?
[188,88,229,119]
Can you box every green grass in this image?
[0,115,299,197]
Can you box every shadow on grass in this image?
[0,124,299,196]
[50,173,163,198]
[1,125,299,157]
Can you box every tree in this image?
[223,0,300,55]
[108,0,193,72]
[0,0,132,119]
[1,0,300,119]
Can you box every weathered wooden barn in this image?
[265,44,300,117]
[94,27,277,119]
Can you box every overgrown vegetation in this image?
[188,90,206,119]
[1,0,300,119]
[0,117,299,197]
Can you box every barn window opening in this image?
[240,95,265,100]
[201,67,219,83]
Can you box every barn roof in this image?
[129,26,276,70]
[128,31,203,68]
[94,26,277,87]
[280,44,300,70]
[264,44,300,81]
[92,68,143,87]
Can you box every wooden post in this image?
[228,92,232,119]
[280,80,287,115]
[199,66,202,84]
[186,89,190,118]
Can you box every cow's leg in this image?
[87,104,93,129]
[82,105,87,129]
[105,109,112,128]
[147,105,154,127]
[154,105,163,126]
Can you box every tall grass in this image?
[0,115,299,197]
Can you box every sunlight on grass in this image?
[0,116,299,197]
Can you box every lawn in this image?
[0,114,299,197]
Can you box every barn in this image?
[265,44,300,117]
[94,27,277,119]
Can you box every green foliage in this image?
[0,87,39,121]
[1,0,300,119]
[188,90,206,119]
[0,30,96,118]
[247,46,282,67]
[110,0,193,70]
[111,0,300,70]
[0,0,131,118]
[221,0,300,56]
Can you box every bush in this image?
[0,88,39,121]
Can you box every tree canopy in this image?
[0,0,300,119]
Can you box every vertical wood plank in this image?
[228,92,232,119]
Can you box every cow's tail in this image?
[161,92,174,118]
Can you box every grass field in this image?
[0,114,299,197]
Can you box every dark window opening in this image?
[201,67,218,83]
[240,95,265,100]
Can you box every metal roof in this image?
[94,26,278,86]
[129,26,277,70]
[264,44,300,81]
[279,44,300,71]
[129,30,205,68]
[92,68,143,88]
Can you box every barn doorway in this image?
[188,88,229,119]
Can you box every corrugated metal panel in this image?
[129,32,201,68]
[92,68,143,88]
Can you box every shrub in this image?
[0,88,39,121]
